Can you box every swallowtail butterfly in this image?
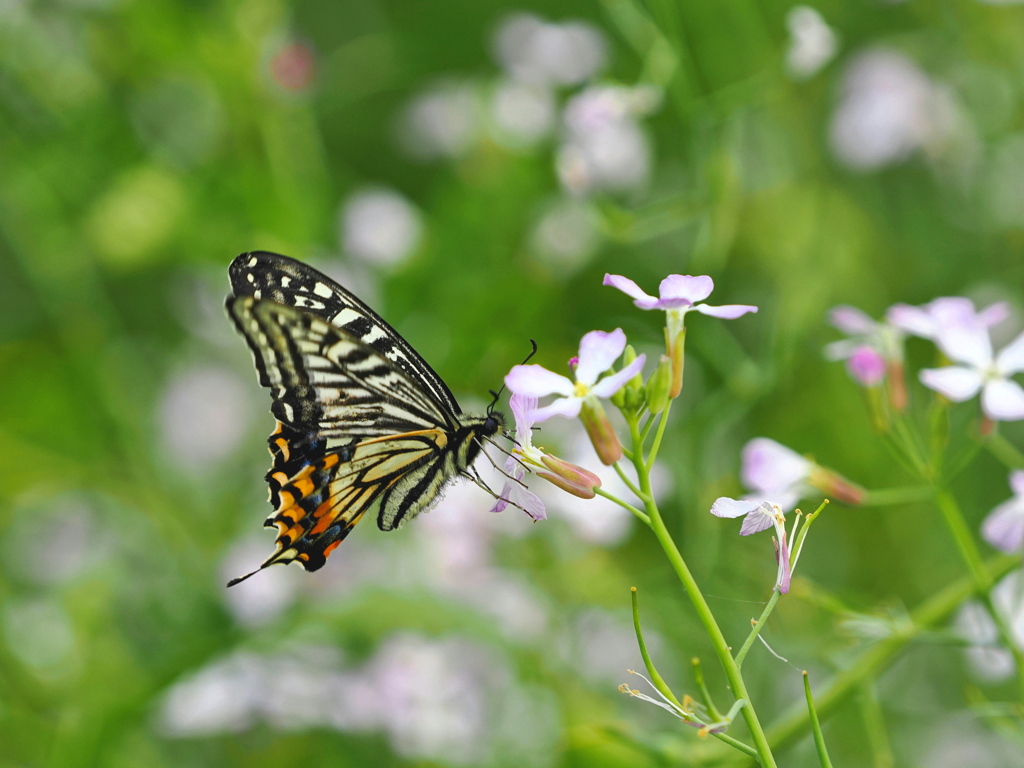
[225,252,504,586]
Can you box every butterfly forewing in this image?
[225,256,504,587]
[228,252,463,417]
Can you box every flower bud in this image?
[579,397,623,465]
[646,355,673,414]
[808,466,865,505]
[664,325,686,398]
[538,453,602,498]
[612,345,646,411]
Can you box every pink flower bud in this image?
[538,454,602,498]
[579,397,622,465]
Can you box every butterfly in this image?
[225,252,505,586]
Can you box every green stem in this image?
[735,590,782,669]
[859,486,933,507]
[983,431,1024,470]
[803,672,834,768]
[763,554,1020,754]
[934,487,1024,696]
[613,462,647,502]
[646,411,671,470]
[630,587,682,708]
[626,413,778,767]
[595,487,651,525]
[692,657,723,721]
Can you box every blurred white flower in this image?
[368,634,506,764]
[785,6,838,79]
[955,570,1024,683]
[3,597,76,671]
[490,79,556,146]
[158,364,253,474]
[399,80,481,160]
[492,13,606,86]
[829,50,952,170]
[529,197,600,272]
[340,188,423,267]
[5,493,103,586]
[557,86,657,195]
[160,652,264,735]
[562,609,650,685]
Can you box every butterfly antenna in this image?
[487,339,539,413]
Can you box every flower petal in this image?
[886,303,934,337]
[995,330,1024,376]
[693,303,759,319]
[741,438,812,495]
[978,301,1011,329]
[982,379,1024,421]
[510,483,547,521]
[934,320,993,369]
[1011,470,1024,497]
[590,354,647,398]
[505,365,574,398]
[575,328,627,386]
[531,396,583,422]
[829,305,877,335]
[659,274,714,304]
[602,274,660,309]
[919,366,984,402]
[738,502,777,536]
[509,393,538,435]
[710,497,760,519]
[824,339,859,362]
[981,497,1024,553]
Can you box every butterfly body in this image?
[226,252,502,586]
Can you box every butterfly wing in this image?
[228,251,463,418]
[226,296,463,583]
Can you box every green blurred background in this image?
[3,0,1024,766]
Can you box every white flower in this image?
[710,499,792,593]
[829,50,949,170]
[982,471,1024,553]
[492,14,606,86]
[505,328,645,421]
[341,188,423,267]
[785,6,838,79]
[919,322,1024,421]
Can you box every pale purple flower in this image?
[955,569,1024,684]
[741,438,813,512]
[981,471,1024,553]
[919,323,1024,421]
[740,437,864,510]
[490,394,546,520]
[888,296,1010,348]
[505,329,645,422]
[710,499,792,593]
[825,305,903,364]
[603,273,758,319]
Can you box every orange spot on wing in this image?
[275,438,291,461]
[293,475,315,497]
[322,540,342,559]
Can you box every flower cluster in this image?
[492,271,757,515]
[827,296,1023,422]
